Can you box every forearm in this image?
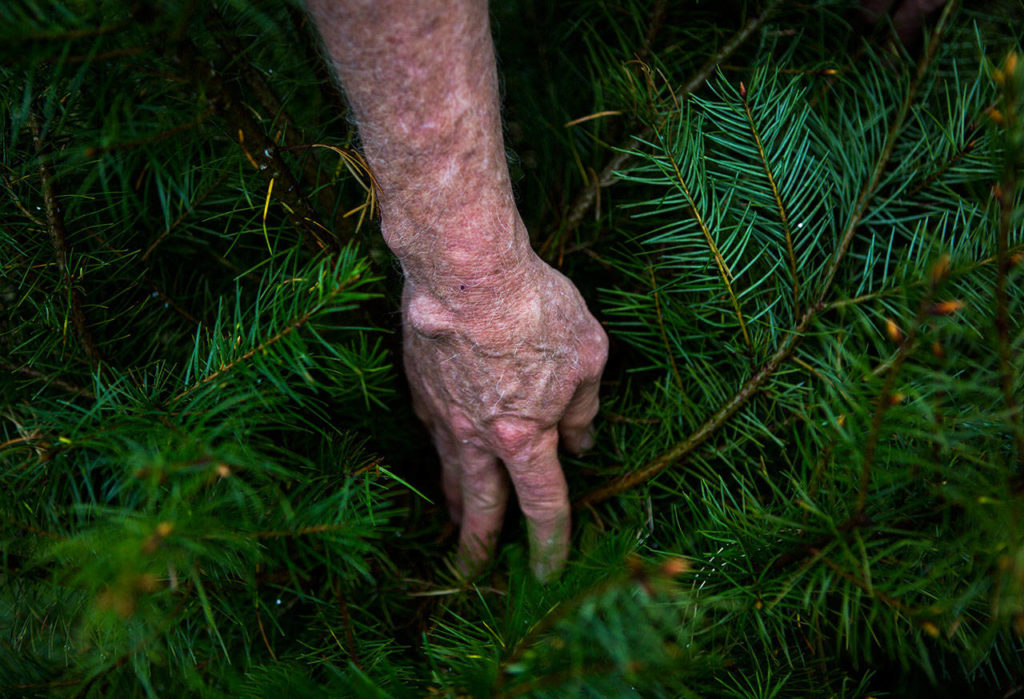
[306,0,530,288]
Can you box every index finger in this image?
[558,376,601,454]
[495,423,570,582]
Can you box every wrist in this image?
[383,204,535,293]
[402,244,546,342]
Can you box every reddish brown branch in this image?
[335,586,361,668]
[29,112,104,367]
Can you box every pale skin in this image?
[306,0,609,580]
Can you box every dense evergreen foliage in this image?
[2,0,1022,695]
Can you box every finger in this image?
[454,442,509,578]
[431,428,464,524]
[558,377,601,454]
[560,321,609,454]
[498,424,570,582]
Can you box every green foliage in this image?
[2,0,1023,696]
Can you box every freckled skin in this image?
[308,0,608,580]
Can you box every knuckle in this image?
[596,324,609,356]
[448,413,476,442]
[562,404,597,430]
[463,488,505,513]
[490,418,538,455]
[589,323,610,362]
[519,485,569,524]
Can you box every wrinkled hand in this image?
[402,251,608,581]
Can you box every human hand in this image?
[401,244,608,581]
[306,0,606,580]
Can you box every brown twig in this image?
[146,283,200,327]
[25,19,131,41]
[576,0,958,508]
[47,46,144,65]
[242,522,356,539]
[256,605,277,660]
[604,411,661,425]
[639,0,668,61]
[4,513,61,539]
[29,111,104,367]
[755,512,869,582]
[813,549,916,617]
[335,586,361,668]
[0,360,95,399]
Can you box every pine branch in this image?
[205,7,356,242]
[172,35,342,255]
[28,111,104,367]
[992,53,1024,468]
[577,0,959,508]
[903,126,980,200]
[171,259,364,402]
[141,169,230,262]
[856,260,943,514]
[652,121,753,350]
[575,300,821,508]
[555,0,780,240]
[996,183,1024,470]
[648,267,684,392]
[813,550,918,619]
[819,0,958,297]
[740,80,800,316]
[1,170,44,227]
[82,107,214,157]
[822,246,1023,311]
[5,2,1021,694]
[0,360,95,399]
